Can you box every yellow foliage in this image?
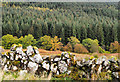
[28,6,53,12]
[18,44,22,47]
[57,54,61,56]
[68,36,80,47]
[90,56,94,60]
[33,46,38,50]
[110,56,117,61]
[110,41,119,53]
[107,70,111,73]
[1,52,5,55]
[11,44,17,47]
[50,36,62,51]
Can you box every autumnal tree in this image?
[109,41,119,53]
[50,36,62,51]
[37,35,52,50]
[74,44,89,54]
[68,36,80,46]
[62,42,72,52]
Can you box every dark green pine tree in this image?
[80,25,87,41]
[6,21,13,35]
[87,24,94,39]
[19,20,24,37]
[72,22,76,37]
[64,20,72,44]
[61,27,65,44]
[42,21,48,36]
[33,23,43,39]
[102,21,110,50]
[55,21,62,38]
[13,20,19,36]
[111,23,118,42]
[118,21,120,43]
[76,23,81,42]
[52,23,56,37]
[22,22,29,36]
[2,22,7,35]
[96,23,104,46]
[47,19,52,36]
[94,23,99,39]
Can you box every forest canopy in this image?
[2,2,119,51]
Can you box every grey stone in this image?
[28,61,38,73]
[42,60,50,71]
[12,66,18,71]
[89,58,96,66]
[97,64,102,74]
[19,70,27,76]
[109,57,117,63]
[33,54,43,63]
[16,47,23,54]
[26,46,34,56]
[54,56,61,62]
[58,61,68,73]
[67,70,71,74]
[61,52,69,59]
[3,65,9,72]
[76,61,83,67]
[51,63,57,73]
[96,56,104,65]
[112,72,119,79]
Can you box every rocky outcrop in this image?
[0,44,120,80]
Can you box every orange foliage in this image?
[62,42,72,52]
[74,44,89,54]
[110,41,120,53]
[50,36,63,51]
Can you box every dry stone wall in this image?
[0,45,120,80]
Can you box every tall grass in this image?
[0,69,52,80]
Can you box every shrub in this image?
[68,36,80,48]
[90,56,94,60]
[2,34,36,49]
[104,51,110,54]
[37,35,52,50]
[98,46,105,53]
[74,44,89,54]
[20,34,37,49]
[93,54,98,58]
[109,41,119,53]
[37,35,62,51]
[62,42,72,52]
[82,38,99,53]
[2,34,18,49]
